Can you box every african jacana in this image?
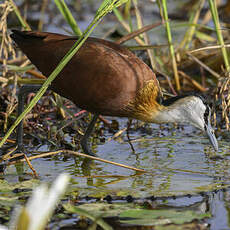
[10,30,218,155]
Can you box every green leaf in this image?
[64,203,113,230]
[119,209,211,226]
[68,203,138,217]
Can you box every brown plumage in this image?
[10,30,219,154]
[11,30,161,121]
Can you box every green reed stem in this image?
[9,0,30,30]
[208,0,230,72]
[179,0,205,49]
[54,0,82,36]
[160,0,180,91]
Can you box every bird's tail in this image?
[10,30,46,44]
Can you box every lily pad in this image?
[119,209,211,226]
[64,202,211,228]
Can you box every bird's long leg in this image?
[17,85,41,152]
[80,114,99,156]
[126,119,135,153]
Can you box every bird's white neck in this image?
[151,105,187,124]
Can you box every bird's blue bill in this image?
[205,122,218,151]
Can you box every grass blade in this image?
[208,0,230,72]
[54,0,82,36]
[179,0,205,49]
[9,0,30,30]
[160,0,180,91]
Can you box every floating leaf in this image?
[64,203,112,230]
[67,203,138,217]
[119,209,211,226]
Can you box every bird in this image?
[10,30,218,155]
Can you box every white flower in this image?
[0,173,70,230]
[0,226,8,230]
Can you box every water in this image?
[3,119,230,228]
[11,121,229,197]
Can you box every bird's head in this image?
[159,95,218,151]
